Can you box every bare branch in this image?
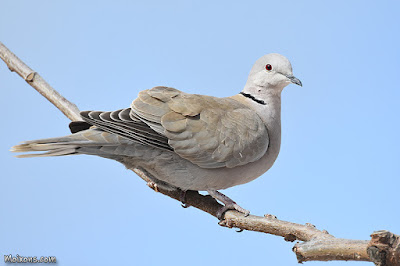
[220,212,334,242]
[294,239,370,262]
[2,41,398,265]
[0,42,81,121]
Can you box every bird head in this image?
[245,53,302,93]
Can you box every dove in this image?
[11,53,301,218]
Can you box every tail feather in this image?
[10,128,131,158]
[14,148,78,158]
[11,141,81,158]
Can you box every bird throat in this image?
[239,92,266,105]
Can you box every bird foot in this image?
[207,190,250,220]
[146,181,159,192]
[216,202,250,220]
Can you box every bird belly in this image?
[120,142,280,191]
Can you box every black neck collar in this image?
[240,92,266,105]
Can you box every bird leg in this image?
[180,190,191,208]
[207,190,250,219]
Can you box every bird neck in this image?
[241,85,282,121]
[234,85,282,152]
[231,86,281,132]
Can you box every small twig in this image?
[1,41,398,265]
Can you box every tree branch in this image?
[294,239,370,262]
[0,42,81,121]
[1,41,398,265]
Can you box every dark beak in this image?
[286,75,302,87]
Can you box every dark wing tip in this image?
[69,121,92,133]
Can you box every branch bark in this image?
[1,41,398,265]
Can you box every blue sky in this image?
[1,1,399,265]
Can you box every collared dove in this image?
[11,53,301,218]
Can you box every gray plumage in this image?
[11,53,301,213]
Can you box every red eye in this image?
[265,64,272,71]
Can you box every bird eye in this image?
[265,64,272,71]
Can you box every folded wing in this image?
[130,86,269,168]
[80,86,269,168]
